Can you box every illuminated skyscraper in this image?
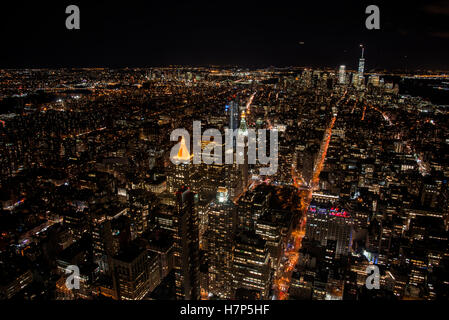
[238,111,248,136]
[237,185,270,231]
[205,187,236,298]
[112,242,158,300]
[358,45,365,85]
[237,111,249,193]
[225,160,242,201]
[227,100,240,150]
[90,206,125,273]
[232,231,271,299]
[173,186,201,300]
[305,205,354,257]
[338,65,346,84]
[167,136,195,194]
[228,100,240,132]
[128,189,155,239]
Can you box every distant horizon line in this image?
[1,66,449,74]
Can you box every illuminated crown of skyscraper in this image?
[238,111,248,136]
[173,136,193,162]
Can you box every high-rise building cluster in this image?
[1,63,449,301]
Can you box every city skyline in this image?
[1,0,449,311]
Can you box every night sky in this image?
[1,0,449,70]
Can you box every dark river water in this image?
[384,75,449,106]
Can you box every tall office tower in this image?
[323,239,337,272]
[197,140,226,199]
[147,229,174,281]
[225,161,242,201]
[63,208,89,242]
[338,65,346,84]
[237,192,254,231]
[228,100,240,133]
[305,205,354,257]
[238,111,248,136]
[195,140,227,244]
[377,220,393,266]
[128,189,156,239]
[226,99,241,158]
[167,136,195,194]
[276,143,292,184]
[232,231,272,299]
[239,151,249,195]
[237,111,249,193]
[90,213,115,274]
[88,203,129,274]
[205,187,237,298]
[237,185,270,231]
[112,242,160,300]
[173,186,201,300]
[358,45,365,85]
[255,206,293,270]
